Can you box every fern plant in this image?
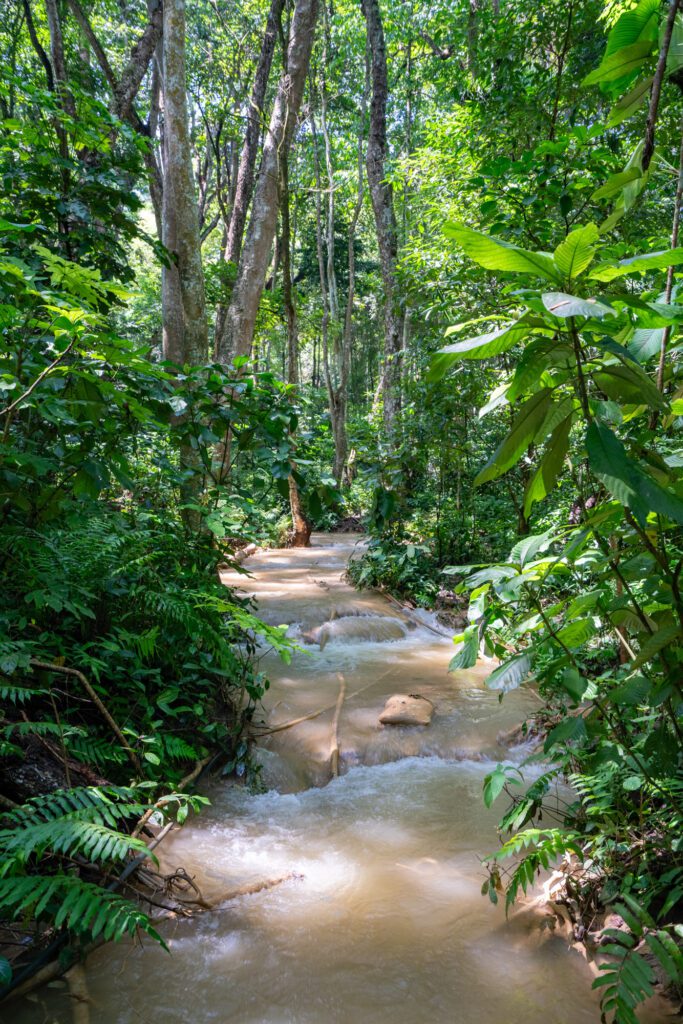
[0,787,169,967]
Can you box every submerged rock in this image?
[302,615,407,649]
[378,694,434,727]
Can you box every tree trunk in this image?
[361,0,404,439]
[161,0,208,366]
[226,0,283,267]
[217,0,319,365]
[213,0,284,354]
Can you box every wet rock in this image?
[379,694,434,727]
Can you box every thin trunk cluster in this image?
[361,0,405,439]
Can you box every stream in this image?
[10,534,644,1023]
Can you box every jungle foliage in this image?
[2,0,683,1020]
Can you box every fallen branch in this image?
[329,674,346,778]
[250,669,395,738]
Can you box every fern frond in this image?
[0,817,151,868]
[0,875,166,947]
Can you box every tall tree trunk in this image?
[214,0,284,353]
[217,0,319,365]
[337,48,369,486]
[161,0,207,366]
[281,148,311,547]
[361,0,404,439]
[226,0,283,267]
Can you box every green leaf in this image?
[553,224,599,280]
[606,77,653,128]
[544,716,587,751]
[632,623,681,668]
[583,39,655,87]
[523,414,572,517]
[557,668,588,702]
[449,624,479,672]
[592,363,665,409]
[483,765,509,808]
[509,532,551,567]
[0,957,11,988]
[475,389,553,486]
[592,167,643,200]
[428,323,527,380]
[542,292,615,319]
[586,422,683,526]
[555,618,596,648]
[443,223,561,283]
[627,327,665,363]
[605,0,659,55]
[485,654,531,693]
[589,248,683,282]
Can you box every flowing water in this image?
[9,534,664,1023]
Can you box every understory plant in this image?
[431,5,683,1016]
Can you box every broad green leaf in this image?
[475,389,553,486]
[427,323,527,380]
[485,653,531,692]
[483,765,508,808]
[605,0,659,55]
[592,362,665,409]
[632,623,681,668]
[586,423,683,526]
[591,167,643,200]
[557,668,588,702]
[444,315,509,335]
[542,292,615,319]
[589,247,683,282]
[608,675,650,705]
[509,532,551,567]
[556,618,596,647]
[553,224,599,280]
[443,223,561,283]
[667,12,683,74]
[606,77,653,128]
[449,624,479,672]
[583,39,655,87]
[523,414,572,517]
[544,716,587,751]
[627,327,665,362]
[0,957,11,988]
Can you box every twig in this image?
[0,339,75,420]
[29,659,141,774]
[642,0,681,171]
[131,754,213,838]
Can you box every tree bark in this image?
[161,0,208,366]
[283,153,311,546]
[361,0,404,438]
[217,0,319,365]
[213,0,283,353]
[226,0,283,268]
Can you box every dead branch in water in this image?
[329,674,346,778]
[251,669,394,738]
[66,962,90,1024]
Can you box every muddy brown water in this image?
[8,535,668,1023]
